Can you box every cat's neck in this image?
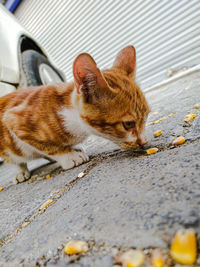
[58,83,92,144]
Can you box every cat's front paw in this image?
[16,169,31,183]
[55,150,89,170]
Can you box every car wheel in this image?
[21,50,65,87]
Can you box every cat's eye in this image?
[122,121,136,130]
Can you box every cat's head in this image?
[73,46,150,149]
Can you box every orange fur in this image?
[0,46,149,182]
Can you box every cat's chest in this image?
[59,108,90,144]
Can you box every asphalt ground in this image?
[0,69,200,266]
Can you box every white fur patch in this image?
[139,128,148,144]
[59,108,92,144]
[126,132,137,143]
[16,163,30,183]
[51,149,89,170]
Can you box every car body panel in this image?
[0,81,16,97]
[0,4,46,84]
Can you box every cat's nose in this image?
[137,136,148,146]
[137,129,148,146]
[137,138,148,146]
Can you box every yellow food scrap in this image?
[39,199,53,210]
[193,104,199,109]
[172,136,185,146]
[64,240,88,255]
[151,249,164,267]
[0,187,4,192]
[184,114,196,122]
[153,130,162,137]
[153,111,159,115]
[170,229,197,265]
[146,122,155,126]
[78,172,86,178]
[159,116,168,121]
[115,249,145,267]
[186,114,196,118]
[46,174,51,179]
[147,113,174,127]
[146,148,159,155]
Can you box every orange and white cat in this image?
[0,46,149,183]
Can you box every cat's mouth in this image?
[120,141,140,150]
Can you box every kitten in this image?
[0,46,150,183]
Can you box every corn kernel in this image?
[186,114,196,118]
[146,148,159,155]
[184,114,196,122]
[78,172,86,178]
[64,240,88,255]
[151,249,165,267]
[168,113,174,117]
[146,122,155,126]
[0,187,4,192]
[153,130,162,137]
[39,199,53,210]
[115,250,145,267]
[153,111,158,115]
[193,104,199,109]
[154,120,161,124]
[159,116,167,121]
[46,174,51,179]
[172,136,185,146]
[170,229,197,265]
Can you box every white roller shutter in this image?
[15,0,200,89]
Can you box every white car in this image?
[0,4,65,98]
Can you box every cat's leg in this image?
[16,162,31,183]
[50,147,89,170]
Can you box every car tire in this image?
[21,50,65,87]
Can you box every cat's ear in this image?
[73,53,108,97]
[113,46,136,77]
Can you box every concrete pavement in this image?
[0,69,200,266]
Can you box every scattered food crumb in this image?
[0,187,4,192]
[39,199,53,211]
[151,249,165,267]
[146,148,159,155]
[64,240,88,255]
[115,249,145,267]
[184,113,196,122]
[153,130,162,137]
[146,122,153,126]
[78,172,86,178]
[193,104,199,109]
[159,116,168,121]
[172,136,185,146]
[170,229,197,265]
[146,113,174,126]
[46,174,51,179]
[153,111,159,115]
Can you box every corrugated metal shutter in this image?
[15,0,200,89]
